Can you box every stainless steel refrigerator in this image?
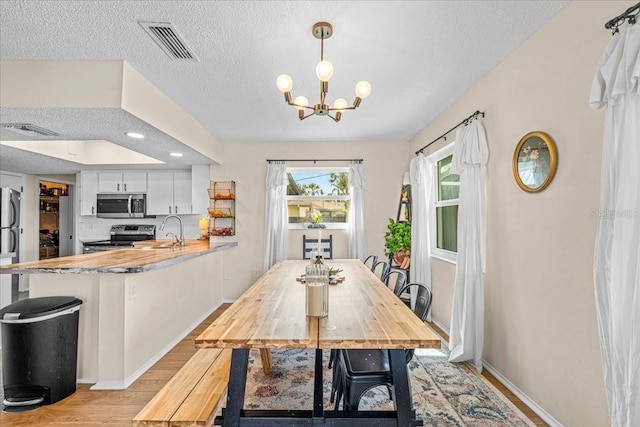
[1,187,20,304]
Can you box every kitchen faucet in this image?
[160,214,185,246]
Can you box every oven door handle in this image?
[128,195,133,217]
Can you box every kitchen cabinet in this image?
[98,172,147,193]
[80,171,98,216]
[147,171,192,215]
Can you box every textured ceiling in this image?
[0,0,568,174]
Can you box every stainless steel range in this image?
[82,224,156,253]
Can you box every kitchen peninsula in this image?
[0,240,237,390]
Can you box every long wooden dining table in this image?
[195,259,441,426]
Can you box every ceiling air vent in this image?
[139,21,199,61]
[1,123,59,137]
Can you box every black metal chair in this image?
[382,268,407,295]
[327,255,378,396]
[363,255,378,271]
[302,234,333,259]
[334,283,432,411]
[371,260,389,280]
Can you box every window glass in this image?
[436,205,458,252]
[429,145,460,262]
[437,155,460,201]
[286,169,349,225]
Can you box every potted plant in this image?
[307,211,326,228]
[384,218,411,267]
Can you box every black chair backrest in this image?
[383,268,407,295]
[363,255,378,271]
[371,260,389,280]
[303,234,333,259]
[396,282,432,363]
[396,282,432,322]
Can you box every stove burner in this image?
[82,224,156,253]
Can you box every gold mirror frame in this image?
[512,131,557,193]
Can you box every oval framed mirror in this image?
[512,131,557,193]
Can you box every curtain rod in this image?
[415,110,485,155]
[605,2,639,34]
[267,159,363,163]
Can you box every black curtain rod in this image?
[605,2,639,33]
[415,110,485,155]
[267,159,363,163]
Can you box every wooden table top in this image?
[196,259,441,350]
[0,240,237,274]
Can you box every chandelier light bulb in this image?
[333,98,348,110]
[355,81,372,99]
[315,60,334,81]
[294,96,309,111]
[276,74,293,93]
[277,22,368,122]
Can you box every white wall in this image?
[210,140,409,301]
[407,2,631,426]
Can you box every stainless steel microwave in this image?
[96,193,146,218]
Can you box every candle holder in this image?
[305,264,329,317]
[198,217,210,240]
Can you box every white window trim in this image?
[427,142,458,264]
[286,166,350,230]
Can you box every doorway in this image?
[39,180,74,259]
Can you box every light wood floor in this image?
[1,304,547,426]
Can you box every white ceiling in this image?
[0,0,568,174]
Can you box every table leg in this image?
[259,348,272,374]
[224,348,249,427]
[313,348,324,421]
[388,349,412,427]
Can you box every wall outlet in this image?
[223,269,229,280]
[253,269,261,278]
[129,283,137,300]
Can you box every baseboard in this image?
[430,316,562,427]
[431,317,450,338]
[482,361,563,427]
[88,301,225,390]
[90,380,125,390]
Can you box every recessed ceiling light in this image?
[170,152,183,157]
[126,132,145,139]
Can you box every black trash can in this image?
[0,296,82,412]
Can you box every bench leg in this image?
[224,348,249,427]
[259,348,272,375]
[389,349,412,426]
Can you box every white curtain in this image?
[348,163,368,260]
[590,22,640,427]
[447,119,488,373]
[409,153,435,321]
[262,162,288,272]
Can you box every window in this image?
[286,167,349,229]
[430,143,459,262]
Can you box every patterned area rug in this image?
[242,346,536,427]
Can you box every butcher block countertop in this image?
[0,240,237,274]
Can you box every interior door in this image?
[58,195,73,256]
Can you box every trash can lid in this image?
[0,296,83,320]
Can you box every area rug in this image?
[241,346,536,427]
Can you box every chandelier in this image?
[276,22,371,122]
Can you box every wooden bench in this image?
[132,348,231,427]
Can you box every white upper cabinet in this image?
[191,164,210,215]
[173,171,192,215]
[147,171,192,215]
[79,171,99,216]
[98,172,147,193]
